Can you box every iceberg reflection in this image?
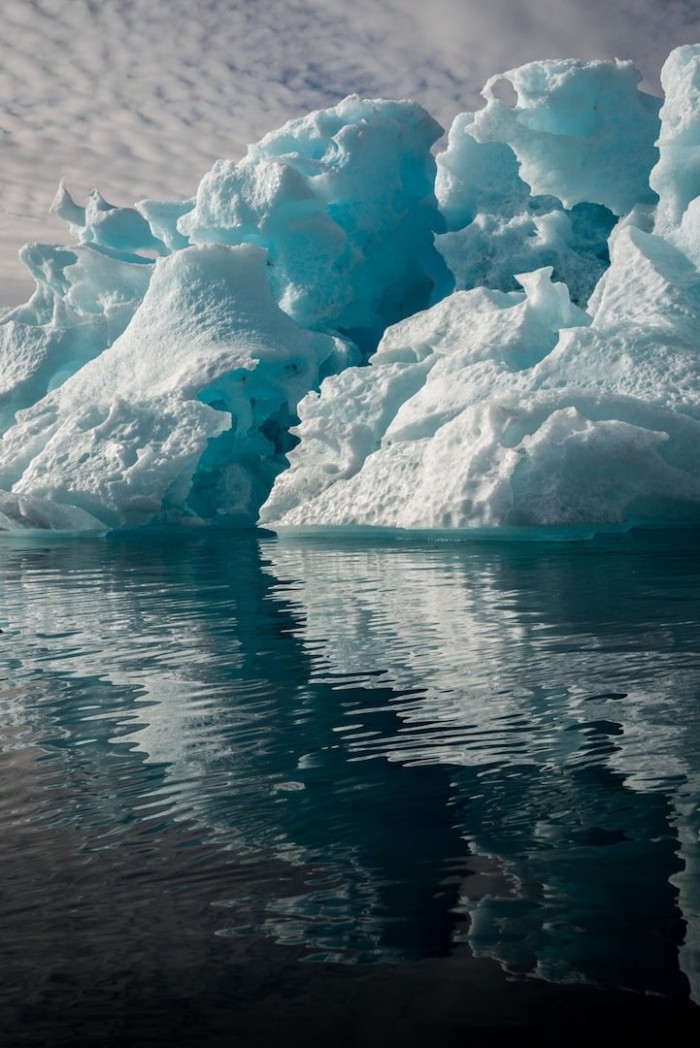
[0,531,699,996]
[264,533,700,996]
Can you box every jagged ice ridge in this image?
[2,47,700,535]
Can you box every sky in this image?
[1,0,700,306]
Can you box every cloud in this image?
[408,0,700,92]
[1,0,698,305]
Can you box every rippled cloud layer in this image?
[2,0,700,304]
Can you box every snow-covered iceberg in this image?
[2,48,700,533]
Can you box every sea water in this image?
[1,529,700,1044]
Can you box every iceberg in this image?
[2,47,700,533]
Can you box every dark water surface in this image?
[1,529,700,1045]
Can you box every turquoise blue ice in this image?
[2,47,700,533]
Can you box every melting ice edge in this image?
[2,46,700,534]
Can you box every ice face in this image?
[468,58,661,215]
[0,245,354,529]
[178,95,446,352]
[2,48,700,533]
[260,239,700,532]
[434,123,617,308]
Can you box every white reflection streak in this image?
[265,540,700,999]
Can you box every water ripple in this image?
[1,531,700,1002]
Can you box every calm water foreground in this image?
[1,528,700,1046]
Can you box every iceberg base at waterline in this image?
[2,48,700,535]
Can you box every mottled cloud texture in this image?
[1,0,699,304]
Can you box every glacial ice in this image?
[0,245,354,529]
[2,47,700,533]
